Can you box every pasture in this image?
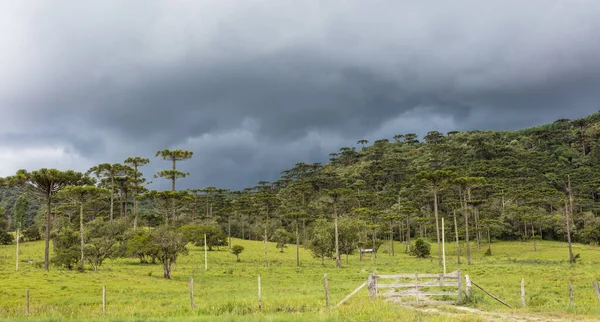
[0,237,599,321]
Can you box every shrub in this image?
[0,231,14,245]
[127,229,160,264]
[230,245,244,262]
[22,228,41,241]
[410,238,431,258]
[179,224,227,250]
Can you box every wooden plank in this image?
[457,270,462,303]
[324,274,329,308]
[336,281,367,307]
[368,274,376,298]
[102,286,106,314]
[415,273,419,305]
[420,292,459,296]
[378,283,459,288]
[258,275,262,310]
[471,280,512,308]
[189,278,195,310]
[521,278,525,308]
[569,282,574,309]
[387,292,458,297]
[376,274,458,279]
[593,281,600,305]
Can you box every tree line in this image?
[2,112,600,278]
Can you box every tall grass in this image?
[0,237,599,320]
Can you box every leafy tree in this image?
[127,229,160,264]
[57,186,109,270]
[308,219,334,265]
[124,157,150,229]
[179,224,227,250]
[155,149,193,191]
[416,170,456,267]
[151,226,188,279]
[143,190,191,226]
[338,216,366,264]
[13,194,29,270]
[230,245,244,262]
[271,228,291,252]
[87,163,130,222]
[451,176,485,265]
[52,220,80,269]
[6,169,89,270]
[85,218,128,271]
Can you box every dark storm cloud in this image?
[2,1,600,188]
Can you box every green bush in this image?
[179,224,227,250]
[22,228,42,241]
[230,245,244,262]
[0,231,14,245]
[410,238,430,258]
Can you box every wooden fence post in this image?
[457,270,463,303]
[258,275,262,310]
[569,282,574,309]
[521,278,525,308]
[102,286,106,314]
[367,274,376,299]
[593,281,600,306]
[204,234,208,271]
[189,278,195,310]
[324,274,329,308]
[415,273,419,305]
[465,275,472,300]
[26,289,30,314]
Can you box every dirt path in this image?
[397,303,585,322]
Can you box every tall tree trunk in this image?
[453,210,461,264]
[120,191,125,218]
[133,194,138,229]
[406,216,411,253]
[124,190,129,217]
[566,176,575,264]
[264,206,269,267]
[390,219,395,256]
[399,220,404,243]
[302,218,307,247]
[171,159,176,191]
[295,218,300,267]
[474,208,481,249]
[110,177,114,223]
[334,204,341,268]
[487,226,491,253]
[242,215,245,240]
[45,195,51,271]
[463,190,471,265]
[433,188,442,267]
[228,215,232,248]
[79,203,85,270]
[15,225,19,271]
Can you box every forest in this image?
[1,111,600,277]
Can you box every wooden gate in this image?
[336,270,462,307]
[370,270,462,304]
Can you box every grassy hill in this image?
[1,238,599,321]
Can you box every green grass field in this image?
[1,237,599,321]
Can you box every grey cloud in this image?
[2,1,600,188]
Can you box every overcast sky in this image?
[1,1,599,190]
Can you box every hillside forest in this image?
[2,112,600,278]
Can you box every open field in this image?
[1,238,599,321]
